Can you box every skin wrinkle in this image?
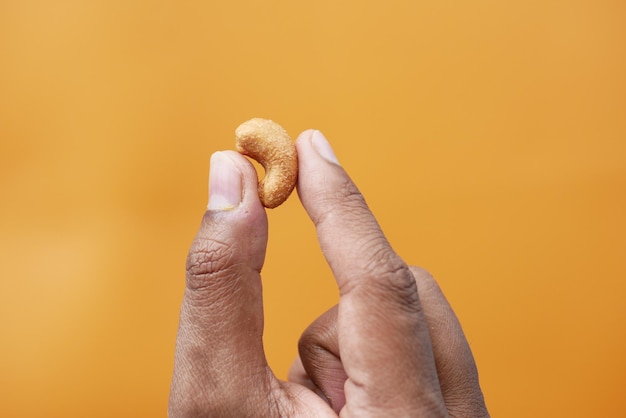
[300,164,362,218]
[335,264,443,413]
[358,237,413,284]
[307,177,412,301]
[409,267,489,417]
[185,262,243,307]
[310,180,368,231]
[337,329,424,404]
[186,245,236,283]
[337,240,420,316]
[271,380,299,418]
[170,339,227,416]
[318,228,397,296]
[186,220,237,274]
[288,266,488,418]
[301,345,343,395]
[170,131,490,417]
[173,320,271,416]
[348,379,448,418]
[298,313,345,412]
[178,292,262,359]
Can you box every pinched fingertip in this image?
[295,129,340,166]
[207,150,266,212]
[311,130,340,165]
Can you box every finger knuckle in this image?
[337,177,366,205]
[380,269,421,315]
[298,323,334,364]
[362,248,421,314]
[335,177,367,213]
[185,238,238,294]
[314,176,369,226]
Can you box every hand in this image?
[168,129,490,417]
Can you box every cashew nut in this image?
[235,118,298,208]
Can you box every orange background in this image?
[1,1,625,416]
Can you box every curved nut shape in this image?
[235,118,298,208]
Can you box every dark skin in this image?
[169,129,490,417]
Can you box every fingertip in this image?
[295,129,316,146]
[295,128,347,217]
[311,130,340,165]
[200,150,268,269]
[208,150,265,212]
[296,129,340,166]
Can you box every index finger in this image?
[296,130,446,416]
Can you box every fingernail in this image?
[311,130,340,165]
[207,152,242,210]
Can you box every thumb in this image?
[169,151,273,416]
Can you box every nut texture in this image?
[235,118,298,208]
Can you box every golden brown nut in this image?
[235,118,298,208]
